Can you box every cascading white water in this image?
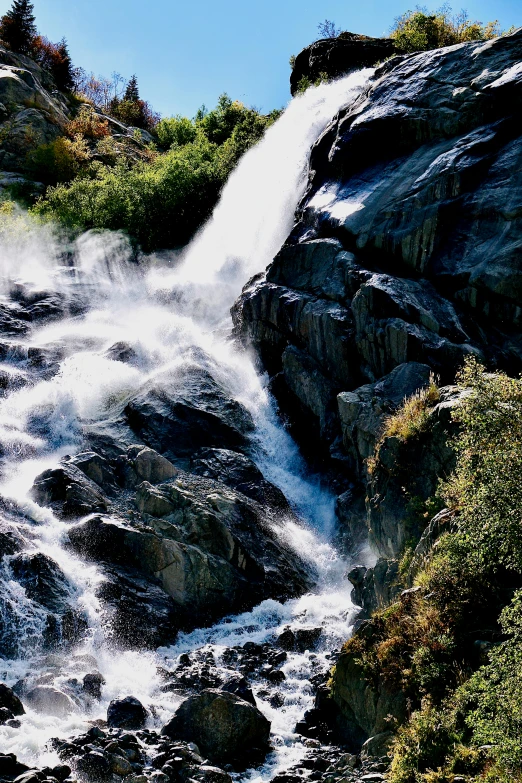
[0,70,374,775]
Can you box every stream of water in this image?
[0,70,373,777]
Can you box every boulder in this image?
[220,676,256,706]
[82,672,105,699]
[0,683,24,715]
[107,696,148,729]
[161,689,270,768]
[124,367,254,461]
[68,451,118,495]
[0,754,30,778]
[30,462,108,517]
[74,751,111,781]
[277,626,323,652]
[127,445,178,485]
[361,730,395,760]
[25,686,78,717]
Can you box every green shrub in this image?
[156,116,197,149]
[464,591,522,773]
[442,357,522,572]
[32,132,223,250]
[390,5,502,53]
[33,95,277,251]
[25,135,91,184]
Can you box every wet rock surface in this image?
[234,30,522,563]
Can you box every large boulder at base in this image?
[161,689,270,768]
[0,683,24,716]
[107,696,148,729]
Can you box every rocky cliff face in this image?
[234,28,522,557]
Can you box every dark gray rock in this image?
[82,672,105,700]
[221,676,256,706]
[30,462,108,517]
[366,386,464,557]
[233,30,522,538]
[161,689,270,768]
[191,448,288,510]
[0,683,24,715]
[9,553,70,614]
[348,559,401,616]
[277,626,323,652]
[124,367,254,461]
[337,362,433,477]
[68,469,311,632]
[107,696,148,729]
[290,33,398,95]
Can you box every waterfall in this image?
[0,70,373,775]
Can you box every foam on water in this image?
[0,70,374,774]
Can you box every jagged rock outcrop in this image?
[330,621,407,741]
[0,46,70,176]
[55,433,312,647]
[234,29,522,557]
[290,33,398,95]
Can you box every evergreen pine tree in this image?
[124,74,140,102]
[0,0,37,55]
[53,38,74,92]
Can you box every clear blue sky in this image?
[2,0,521,117]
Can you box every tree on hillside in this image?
[32,36,75,91]
[0,0,37,55]
[53,39,74,91]
[317,19,340,39]
[124,75,140,102]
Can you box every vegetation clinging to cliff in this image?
[354,358,522,782]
